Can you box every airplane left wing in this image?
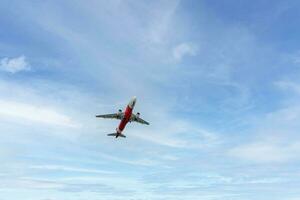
[96,113,123,120]
[131,114,150,125]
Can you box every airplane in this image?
[96,96,149,138]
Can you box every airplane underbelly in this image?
[118,120,127,131]
[118,106,132,131]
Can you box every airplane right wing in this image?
[131,114,150,125]
[96,113,123,120]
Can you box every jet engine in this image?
[136,112,140,117]
[118,109,122,114]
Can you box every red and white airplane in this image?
[96,96,149,138]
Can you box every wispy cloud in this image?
[144,0,181,45]
[228,140,300,163]
[229,80,300,163]
[0,56,30,73]
[0,99,79,128]
[29,165,116,174]
[131,117,221,149]
[275,80,300,95]
[172,43,197,62]
[228,110,300,163]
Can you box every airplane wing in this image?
[131,114,150,125]
[96,113,123,120]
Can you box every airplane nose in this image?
[132,96,137,105]
[129,96,137,108]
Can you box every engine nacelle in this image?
[136,112,140,117]
[118,109,122,113]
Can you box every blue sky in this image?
[1,0,300,199]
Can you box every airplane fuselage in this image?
[116,97,136,136]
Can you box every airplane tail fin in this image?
[107,133,126,138]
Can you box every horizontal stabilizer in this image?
[107,133,126,138]
[107,133,117,136]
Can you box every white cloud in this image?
[95,151,160,166]
[131,119,220,149]
[228,141,300,163]
[0,56,30,73]
[172,43,197,62]
[30,165,115,174]
[287,50,300,65]
[228,80,300,163]
[132,131,188,148]
[0,99,79,128]
[275,80,300,95]
[145,1,180,45]
[287,197,300,200]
